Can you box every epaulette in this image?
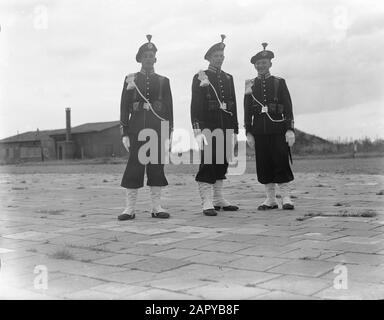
[194,70,208,78]
[273,75,284,81]
[125,72,138,83]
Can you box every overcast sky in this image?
[1,0,383,142]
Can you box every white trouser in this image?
[262,183,278,206]
[278,183,293,204]
[150,186,165,213]
[122,188,138,215]
[198,182,214,210]
[213,179,230,207]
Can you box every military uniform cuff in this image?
[120,124,129,137]
[286,120,294,132]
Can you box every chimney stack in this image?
[65,107,71,141]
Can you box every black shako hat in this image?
[204,34,226,60]
[136,35,157,62]
[250,42,274,64]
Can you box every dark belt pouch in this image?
[152,100,163,112]
[226,101,235,112]
[268,103,285,114]
[132,101,141,112]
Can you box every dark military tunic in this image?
[244,72,294,184]
[120,69,173,189]
[191,65,238,184]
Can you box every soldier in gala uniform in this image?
[191,35,239,216]
[119,35,173,220]
[244,43,295,210]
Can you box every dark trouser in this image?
[121,133,168,189]
[195,130,230,184]
[253,133,294,185]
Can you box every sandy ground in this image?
[0,157,384,299]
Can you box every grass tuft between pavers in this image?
[49,248,75,260]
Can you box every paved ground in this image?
[1,166,384,299]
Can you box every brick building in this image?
[0,109,125,163]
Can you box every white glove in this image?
[122,136,130,152]
[285,130,295,147]
[246,133,255,148]
[194,129,208,150]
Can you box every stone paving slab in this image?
[257,275,332,296]
[144,276,210,291]
[62,289,119,300]
[95,269,169,285]
[185,283,270,299]
[255,291,321,300]
[204,268,281,286]
[93,254,147,266]
[125,288,198,300]
[118,244,175,255]
[136,237,185,246]
[124,257,191,273]
[184,252,244,266]
[0,287,56,300]
[267,260,337,277]
[150,248,203,260]
[159,263,229,279]
[314,281,384,299]
[1,169,383,300]
[227,256,289,272]
[235,245,297,257]
[320,264,384,284]
[278,248,341,260]
[23,274,106,297]
[90,283,149,296]
[325,252,384,266]
[196,240,254,253]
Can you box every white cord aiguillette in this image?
[250,94,285,123]
[132,81,166,122]
[209,83,233,116]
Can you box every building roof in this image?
[49,121,120,136]
[0,121,120,143]
[0,130,53,143]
